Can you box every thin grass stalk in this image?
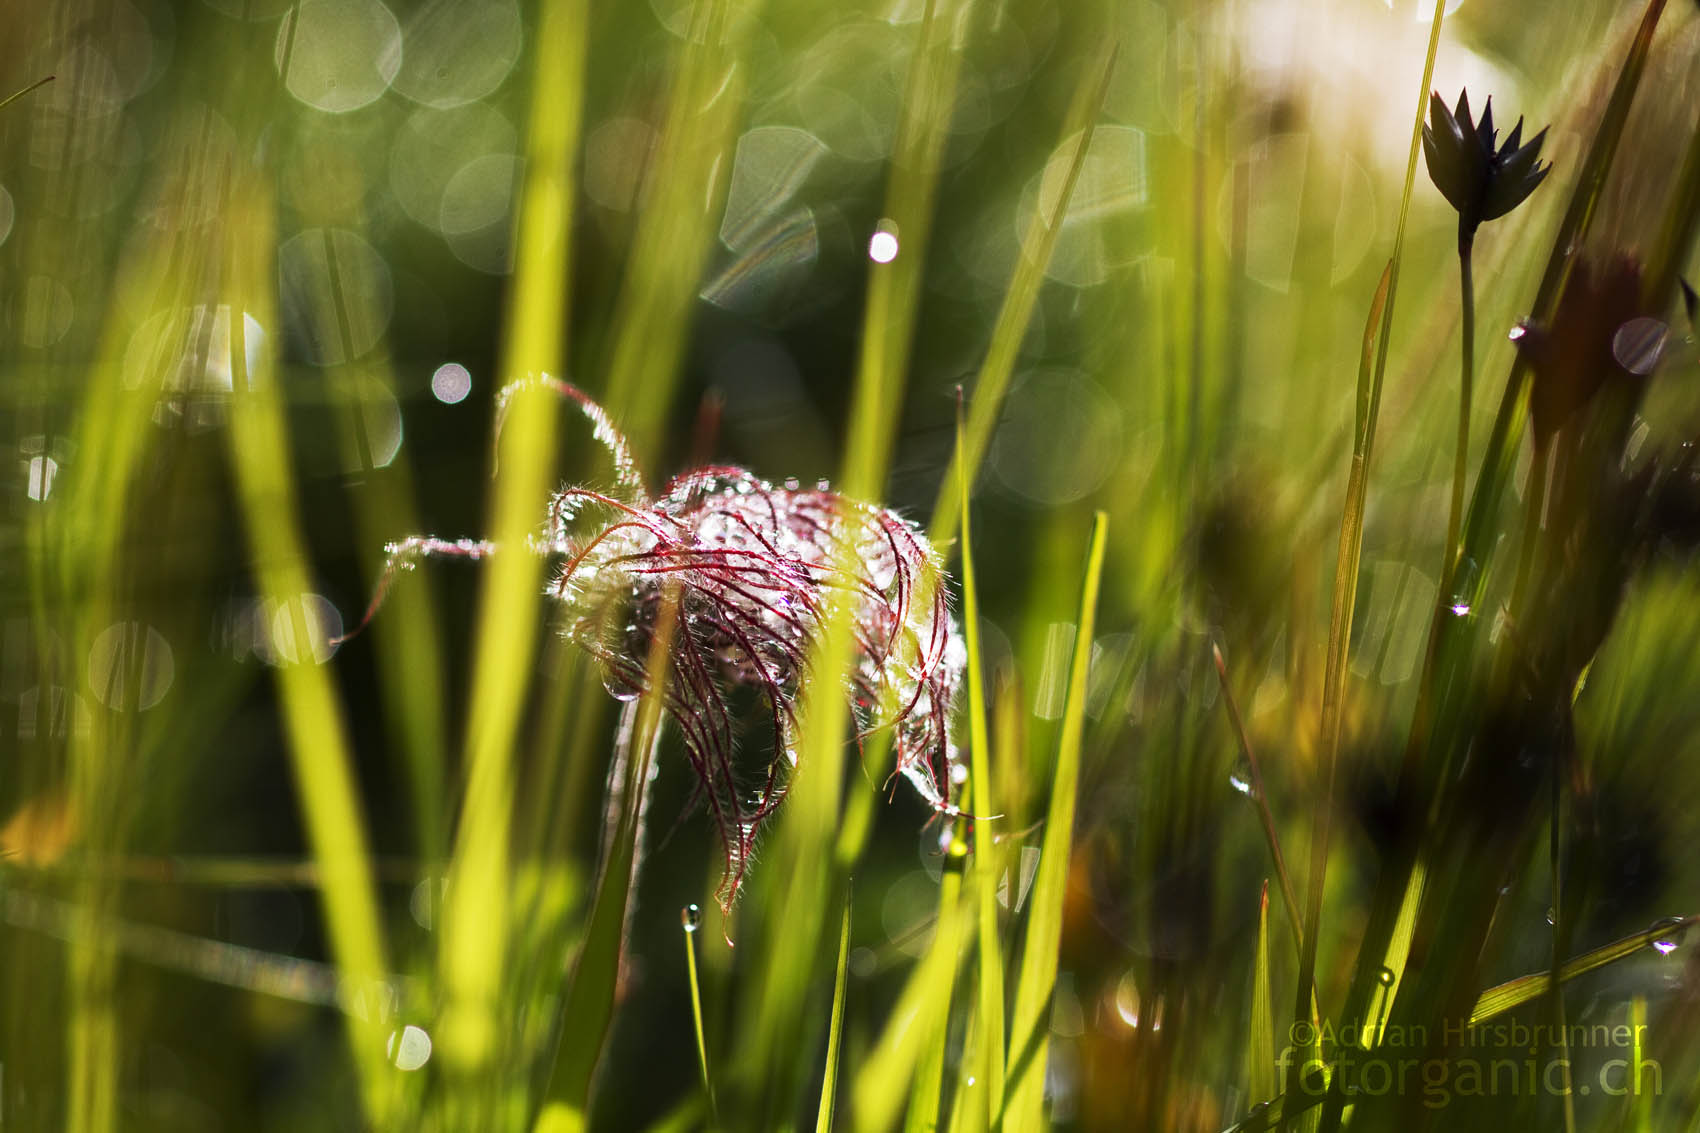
[905,834,969,1133]
[535,586,677,1132]
[851,901,974,1133]
[1003,512,1108,1133]
[958,406,1006,1125]
[222,177,394,1121]
[843,0,965,501]
[437,0,587,1090]
[815,898,853,1133]
[683,905,719,1125]
[1287,256,1393,1114]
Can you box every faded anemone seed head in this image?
[547,453,963,912]
[345,377,966,913]
[1422,88,1551,241]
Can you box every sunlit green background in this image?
[3,0,1699,1129]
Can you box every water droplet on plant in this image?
[601,670,643,702]
[1377,966,1396,987]
[1228,769,1253,797]
[1649,916,1685,955]
[1447,557,1479,617]
[1545,907,1556,925]
[681,903,702,932]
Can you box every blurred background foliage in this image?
[1,0,1698,1129]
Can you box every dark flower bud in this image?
[1422,89,1551,243]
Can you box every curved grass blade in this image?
[1003,512,1109,1133]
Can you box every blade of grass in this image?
[905,834,969,1133]
[600,0,743,463]
[1288,257,1392,1111]
[927,38,1118,550]
[1468,915,1697,1023]
[816,896,853,1133]
[0,74,52,112]
[1002,511,1108,1133]
[683,904,719,1126]
[222,179,394,1122]
[957,402,1006,1126]
[437,0,587,1087]
[1248,882,1277,1109]
[851,900,973,1133]
[534,587,678,1133]
[842,0,968,501]
[1214,645,1301,958]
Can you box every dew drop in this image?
[601,670,643,702]
[681,903,702,932]
[868,223,899,263]
[1545,907,1556,926]
[1649,916,1685,955]
[1377,966,1396,987]
[1228,770,1254,797]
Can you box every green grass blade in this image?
[1469,915,1697,1024]
[904,836,968,1133]
[816,897,853,1133]
[222,186,393,1123]
[958,403,1006,1125]
[1291,259,1391,1090]
[927,39,1118,550]
[600,0,744,463]
[1003,511,1108,1133]
[440,0,588,1087]
[852,900,972,1133]
[1247,882,1276,1109]
[842,0,970,501]
[684,904,719,1126]
[536,591,677,1132]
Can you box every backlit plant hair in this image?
[346,376,965,909]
